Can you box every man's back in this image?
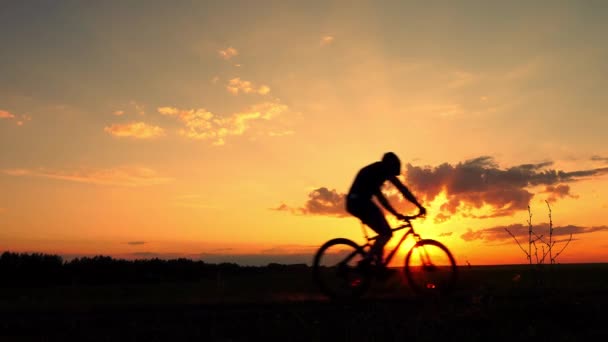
[348,162,388,201]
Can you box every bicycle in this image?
[312,214,457,300]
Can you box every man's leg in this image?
[362,205,392,265]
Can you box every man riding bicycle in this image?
[346,152,426,275]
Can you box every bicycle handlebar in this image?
[399,213,425,222]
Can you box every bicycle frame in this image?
[359,220,423,267]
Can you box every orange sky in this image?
[1,2,608,265]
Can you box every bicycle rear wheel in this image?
[312,238,371,300]
[404,239,457,296]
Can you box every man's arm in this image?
[374,189,400,217]
[388,176,426,214]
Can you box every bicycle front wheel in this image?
[404,239,457,296]
[312,238,371,300]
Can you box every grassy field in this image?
[1,263,607,341]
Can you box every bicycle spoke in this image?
[312,238,371,299]
[404,240,457,296]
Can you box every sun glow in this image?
[384,190,464,267]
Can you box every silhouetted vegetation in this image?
[505,201,573,265]
[1,250,607,341]
[0,251,310,287]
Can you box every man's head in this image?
[381,152,401,176]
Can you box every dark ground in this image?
[1,263,607,341]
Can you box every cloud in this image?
[104,122,165,139]
[268,130,294,137]
[277,156,608,221]
[218,47,238,60]
[405,156,608,220]
[591,155,608,163]
[408,103,466,118]
[111,101,145,116]
[127,241,146,246]
[2,169,30,176]
[210,248,234,253]
[434,213,451,224]
[226,77,271,95]
[320,35,334,47]
[15,115,31,126]
[1,110,31,126]
[542,184,578,203]
[2,166,173,187]
[158,101,288,145]
[0,109,16,119]
[460,223,608,243]
[257,85,270,95]
[446,70,477,89]
[273,187,347,217]
[504,58,541,81]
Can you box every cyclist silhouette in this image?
[346,152,426,274]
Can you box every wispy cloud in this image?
[226,77,270,95]
[320,35,334,47]
[542,184,578,203]
[130,101,145,116]
[104,122,165,139]
[460,223,608,243]
[158,100,288,145]
[504,58,542,81]
[273,187,348,217]
[1,109,31,126]
[591,155,608,163]
[2,169,30,176]
[15,114,31,126]
[127,241,146,246]
[2,166,173,187]
[257,85,270,95]
[0,109,16,119]
[446,70,477,89]
[111,101,146,116]
[259,244,318,255]
[218,47,238,60]
[407,103,466,118]
[268,130,294,137]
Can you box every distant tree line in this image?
[0,251,310,287]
